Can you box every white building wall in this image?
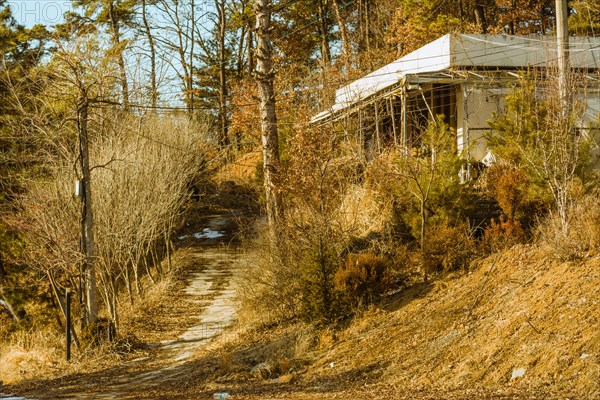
[457,86,507,161]
[457,88,600,164]
[577,94,600,166]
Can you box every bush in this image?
[298,232,341,324]
[422,222,476,274]
[483,164,528,221]
[334,253,392,308]
[235,231,304,327]
[482,217,527,253]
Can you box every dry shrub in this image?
[538,193,600,260]
[334,253,392,307]
[239,130,401,326]
[423,222,476,274]
[214,150,262,186]
[235,228,303,327]
[483,164,528,221]
[21,112,209,329]
[482,217,527,253]
[80,318,116,347]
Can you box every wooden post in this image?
[401,86,408,152]
[374,100,380,153]
[359,106,364,158]
[66,288,72,361]
[48,272,81,350]
[390,96,398,146]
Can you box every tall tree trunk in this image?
[236,25,247,77]
[141,0,157,108]
[474,3,488,34]
[331,0,350,72]
[358,0,365,51]
[217,0,229,147]
[317,0,331,66]
[254,0,282,236]
[171,1,192,114]
[190,0,195,114]
[247,26,255,74]
[363,0,370,51]
[77,96,98,324]
[109,1,130,110]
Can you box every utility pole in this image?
[555,0,569,114]
[190,0,195,116]
[77,95,98,324]
[254,0,282,238]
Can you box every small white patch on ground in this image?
[193,229,225,239]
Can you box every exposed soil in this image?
[2,199,599,399]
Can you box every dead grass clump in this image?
[337,185,392,238]
[0,329,62,385]
[80,318,116,347]
[334,253,392,308]
[423,222,476,274]
[214,150,262,186]
[235,228,303,327]
[257,324,318,377]
[538,192,600,260]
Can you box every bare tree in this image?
[140,0,158,108]
[154,0,196,113]
[216,0,230,146]
[13,32,209,333]
[90,113,208,326]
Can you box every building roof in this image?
[312,33,600,123]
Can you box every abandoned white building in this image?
[312,33,600,166]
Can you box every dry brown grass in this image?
[337,184,392,237]
[538,192,600,260]
[0,329,63,385]
[0,239,194,387]
[234,224,303,327]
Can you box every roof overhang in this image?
[312,33,600,124]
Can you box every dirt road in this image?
[6,212,241,400]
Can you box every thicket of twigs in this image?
[21,112,209,330]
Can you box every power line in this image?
[150,36,600,111]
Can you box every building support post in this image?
[374,100,381,154]
[390,96,398,146]
[401,86,408,153]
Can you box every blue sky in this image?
[7,0,71,28]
